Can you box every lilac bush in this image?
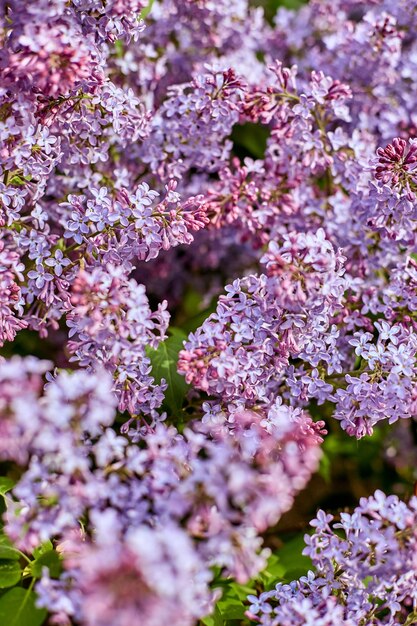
[0,0,417,625]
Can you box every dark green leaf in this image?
[30,550,62,580]
[0,587,47,626]
[139,0,155,19]
[318,450,331,483]
[147,329,190,414]
[32,542,53,560]
[231,122,269,159]
[283,567,311,582]
[276,0,309,10]
[213,581,255,620]
[258,553,286,587]
[0,478,15,496]
[253,0,308,23]
[0,536,20,561]
[201,605,224,626]
[276,535,312,579]
[181,289,204,318]
[0,560,21,588]
[180,303,217,333]
[227,582,256,601]
[218,600,246,620]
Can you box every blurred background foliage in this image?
[251,0,308,23]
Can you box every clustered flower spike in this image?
[246,491,417,625]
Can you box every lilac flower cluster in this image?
[178,229,347,403]
[0,357,324,625]
[66,264,169,414]
[247,491,417,625]
[179,228,417,437]
[0,0,213,414]
[140,68,246,179]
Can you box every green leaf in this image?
[211,581,255,621]
[180,303,217,333]
[276,535,312,580]
[258,553,286,588]
[0,587,47,626]
[252,0,308,23]
[276,0,308,9]
[216,590,244,620]
[139,0,155,19]
[32,542,53,560]
[231,122,269,160]
[0,560,21,588]
[0,536,20,561]
[114,40,124,58]
[30,550,62,580]
[218,600,246,620]
[146,329,190,414]
[181,289,204,318]
[283,567,311,581]
[228,582,256,600]
[0,478,15,496]
[201,605,224,626]
[318,450,331,483]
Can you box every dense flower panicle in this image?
[0,356,50,464]
[247,491,417,625]
[61,181,208,263]
[173,61,364,274]
[333,322,417,436]
[178,229,348,405]
[3,24,101,98]
[66,264,169,414]
[120,0,265,99]
[0,357,116,465]
[384,256,417,315]
[248,594,356,626]
[0,239,27,345]
[179,226,417,436]
[0,356,323,621]
[140,68,247,179]
[1,0,145,104]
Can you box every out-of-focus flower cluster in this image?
[0,357,324,626]
[1,0,417,624]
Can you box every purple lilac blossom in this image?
[246,491,417,625]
